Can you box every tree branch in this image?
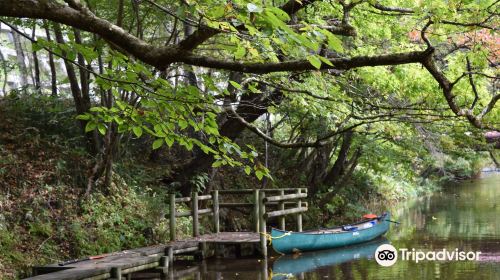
[178,49,433,74]
[371,2,414,14]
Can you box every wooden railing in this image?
[168,188,308,256]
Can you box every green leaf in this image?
[307,55,322,69]
[320,30,343,52]
[178,119,188,130]
[76,114,91,120]
[85,121,96,132]
[319,55,334,66]
[268,7,290,22]
[247,3,263,13]
[97,123,106,135]
[235,46,246,59]
[212,161,223,168]
[165,136,174,147]
[229,80,242,90]
[132,126,143,137]
[255,170,264,180]
[211,6,225,18]
[152,138,164,150]
[32,42,43,52]
[244,166,252,175]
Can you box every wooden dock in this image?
[27,188,307,280]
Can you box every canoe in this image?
[271,237,389,279]
[271,212,391,254]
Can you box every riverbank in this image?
[0,96,495,279]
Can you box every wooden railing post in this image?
[296,189,303,232]
[259,191,267,257]
[253,189,260,233]
[192,191,199,237]
[169,194,176,241]
[279,190,285,230]
[110,267,122,280]
[213,190,219,233]
[167,246,173,267]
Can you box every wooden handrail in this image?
[263,192,307,203]
[219,201,308,208]
[168,188,308,243]
[197,194,212,201]
[265,206,308,218]
[175,197,191,203]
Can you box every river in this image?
[168,172,500,280]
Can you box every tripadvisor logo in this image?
[374,244,481,267]
[375,244,398,266]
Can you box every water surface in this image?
[170,172,500,280]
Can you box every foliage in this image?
[0,0,498,277]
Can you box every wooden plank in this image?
[253,189,259,233]
[27,231,266,280]
[192,192,199,237]
[213,190,220,233]
[169,194,176,241]
[175,210,192,217]
[185,232,259,243]
[197,194,212,201]
[173,246,199,254]
[120,262,160,275]
[279,190,285,230]
[218,189,254,194]
[264,192,307,203]
[259,191,267,257]
[175,197,191,203]
[219,201,305,208]
[265,206,308,218]
[297,188,303,232]
[198,208,213,215]
[218,188,306,195]
[219,202,254,208]
[24,267,111,280]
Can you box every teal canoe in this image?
[271,212,391,254]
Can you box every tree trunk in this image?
[167,86,283,195]
[44,24,58,96]
[53,24,86,115]
[322,130,354,186]
[0,49,7,94]
[73,28,92,112]
[319,147,362,209]
[31,26,41,91]
[11,28,29,88]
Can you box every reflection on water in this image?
[271,237,388,279]
[152,173,500,280]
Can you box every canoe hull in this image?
[271,213,390,254]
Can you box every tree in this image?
[0,0,497,194]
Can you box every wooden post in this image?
[167,246,174,267]
[259,191,267,257]
[111,267,122,280]
[279,190,285,230]
[169,194,176,241]
[192,191,199,237]
[253,189,260,233]
[160,255,169,269]
[158,255,169,277]
[296,189,303,232]
[195,241,207,260]
[213,190,220,233]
